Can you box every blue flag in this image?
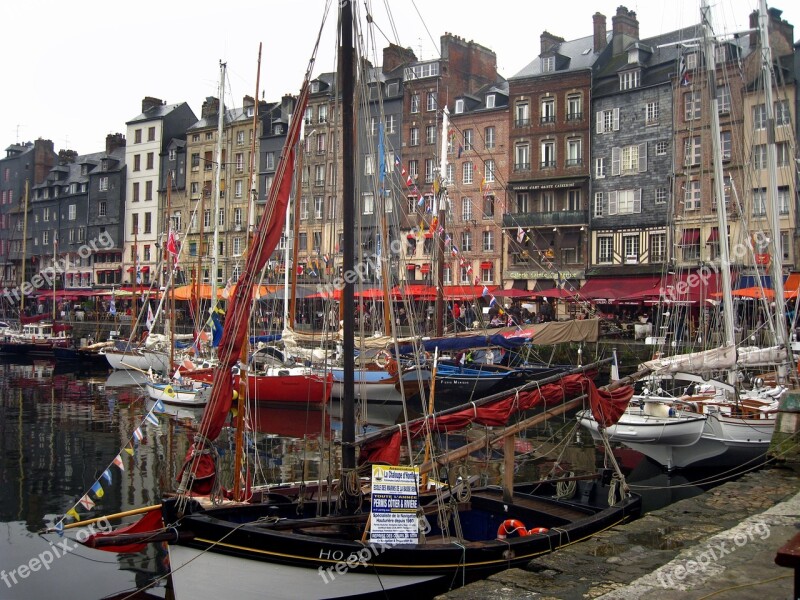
[154,399,166,413]
[211,309,224,348]
[101,469,112,484]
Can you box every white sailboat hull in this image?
[104,348,171,373]
[145,382,209,407]
[577,408,707,447]
[168,545,441,600]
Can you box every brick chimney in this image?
[141,96,164,113]
[540,31,564,55]
[593,12,607,53]
[105,133,126,154]
[201,97,220,120]
[612,6,639,55]
[383,43,417,73]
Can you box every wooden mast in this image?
[131,227,138,341]
[233,43,263,503]
[166,172,175,373]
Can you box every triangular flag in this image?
[124,444,134,456]
[154,399,166,413]
[66,508,81,522]
[54,521,64,535]
[164,385,176,399]
[133,427,144,442]
[112,455,125,470]
[79,495,95,510]
[145,303,155,331]
[91,482,105,499]
[145,412,159,426]
[102,469,112,484]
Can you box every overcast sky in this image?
[4,0,797,155]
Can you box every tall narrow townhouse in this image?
[125,97,196,287]
[400,34,498,284]
[447,81,509,289]
[587,8,686,303]
[504,21,602,299]
[0,139,56,298]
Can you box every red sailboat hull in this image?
[181,366,332,405]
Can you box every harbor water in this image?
[0,357,731,599]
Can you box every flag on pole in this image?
[102,469,112,484]
[482,286,489,297]
[167,229,180,265]
[145,303,155,331]
[154,399,166,413]
[145,412,159,426]
[66,508,81,522]
[79,495,95,510]
[133,427,144,442]
[112,455,125,470]
[451,245,459,256]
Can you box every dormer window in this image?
[273,124,284,135]
[454,99,464,114]
[386,82,399,96]
[619,70,640,91]
[310,81,320,93]
[101,159,109,171]
[486,94,496,108]
[542,56,555,72]
[246,106,254,117]
[627,48,640,64]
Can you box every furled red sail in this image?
[177,81,310,495]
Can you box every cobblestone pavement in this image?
[436,465,800,600]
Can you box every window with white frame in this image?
[304,107,313,124]
[233,237,242,256]
[265,151,275,169]
[315,164,325,185]
[540,97,555,124]
[315,196,324,219]
[541,56,555,72]
[541,192,555,213]
[461,230,472,252]
[720,131,732,161]
[650,233,666,262]
[656,140,669,156]
[777,142,791,167]
[485,159,495,183]
[410,94,420,113]
[540,141,555,168]
[684,180,701,210]
[318,104,328,123]
[778,186,790,214]
[481,264,494,283]
[300,197,309,220]
[483,194,495,218]
[619,70,640,90]
[99,176,108,191]
[482,230,494,251]
[454,99,464,114]
[234,180,243,198]
[515,144,530,171]
[646,101,659,124]
[463,129,473,150]
[443,266,452,285]
[68,204,76,220]
[684,91,701,120]
[566,138,582,167]
[623,235,640,262]
[717,85,731,114]
[598,236,613,263]
[684,136,701,166]
[446,163,454,184]
[485,126,495,149]
[752,144,767,170]
[364,154,374,175]
[596,108,620,133]
[410,127,419,146]
[425,159,435,183]
[408,160,418,178]
[460,266,471,284]
[461,197,472,221]
[655,187,668,204]
[462,162,474,184]
[516,192,530,213]
[426,92,436,111]
[515,102,530,127]
[486,94,495,108]
[385,114,396,133]
[775,100,790,126]
[753,104,767,129]
[607,189,642,214]
[363,192,374,215]
[568,190,581,211]
[99,200,107,216]
[752,188,767,216]
[426,125,436,145]
[595,157,606,178]
[316,133,326,153]
[567,94,582,121]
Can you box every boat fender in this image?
[527,527,549,535]
[497,519,528,539]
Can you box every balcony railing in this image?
[540,115,555,125]
[540,160,556,169]
[566,112,583,122]
[565,158,583,167]
[502,210,588,228]
[514,118,530,128]
[513,162,530,172]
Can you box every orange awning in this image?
[171,283,276,301]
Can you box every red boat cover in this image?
[359,374,634,465]
[83,508,164,553]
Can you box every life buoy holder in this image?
[497,519,528,539]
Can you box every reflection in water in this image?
[0,358,713,599]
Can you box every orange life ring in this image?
[497,519,528,539]
[527,527,549,535]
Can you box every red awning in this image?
[420,263,431,274]
[140,266,150,273]
[480,261,493,269]
[680,229,700,245]
[393,284,436,299]
[707,228,719,243]
[579,276,662,304]
[442,285,497,300]
[406,233,416,240]
[424,232,433,239]
[406,264,417,271]
[126,266,135,273]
